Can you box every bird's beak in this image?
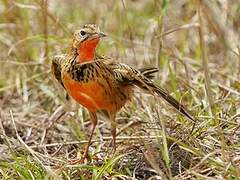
[98,32,107,38]
[88,32,107,41]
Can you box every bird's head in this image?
[72,24,106,59]
[72,24,106,62]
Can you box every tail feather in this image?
[153,86,195,121]
[139,67,159,79]
[137,68,195,122]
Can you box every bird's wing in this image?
[51,54,68,89]
[108,61,158,85]
[108,61,195,121]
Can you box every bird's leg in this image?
[108,113,117,154]
[111,123,117,153]
[69,111,97,164]
[83,111,97,159]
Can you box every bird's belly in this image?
[63,76,111,112]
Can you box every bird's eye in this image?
[80,30,86,36]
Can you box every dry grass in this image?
[0,0,240,179]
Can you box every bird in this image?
[51,24,195,163]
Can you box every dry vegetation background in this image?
[0,0,240,179]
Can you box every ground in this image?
[0,0,240,179]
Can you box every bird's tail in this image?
[152,85,194,121]
[139,67,159,79]
[137,68,195,122]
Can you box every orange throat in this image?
[77,38,100,63]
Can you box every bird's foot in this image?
[68,157,85,164]
[68,151,89,164]
[68,151,104,165]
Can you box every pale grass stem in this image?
[197,0,213,116]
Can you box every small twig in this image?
[47,105,66,130]
[230,113,240,121]
[0,60,43,66]
[14,119,39,129]
[109,35,157,49]
[40,106,66,145]
[187,171,217,180]
[8,35,44,56]
[190,149,221,170]
[155,23,199,39]
[35,151,66,163]
[50,144,64,157]
[116,121,138,136]
[40,129,47,145]
[214,81,240,97]
[13,2,39,10]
